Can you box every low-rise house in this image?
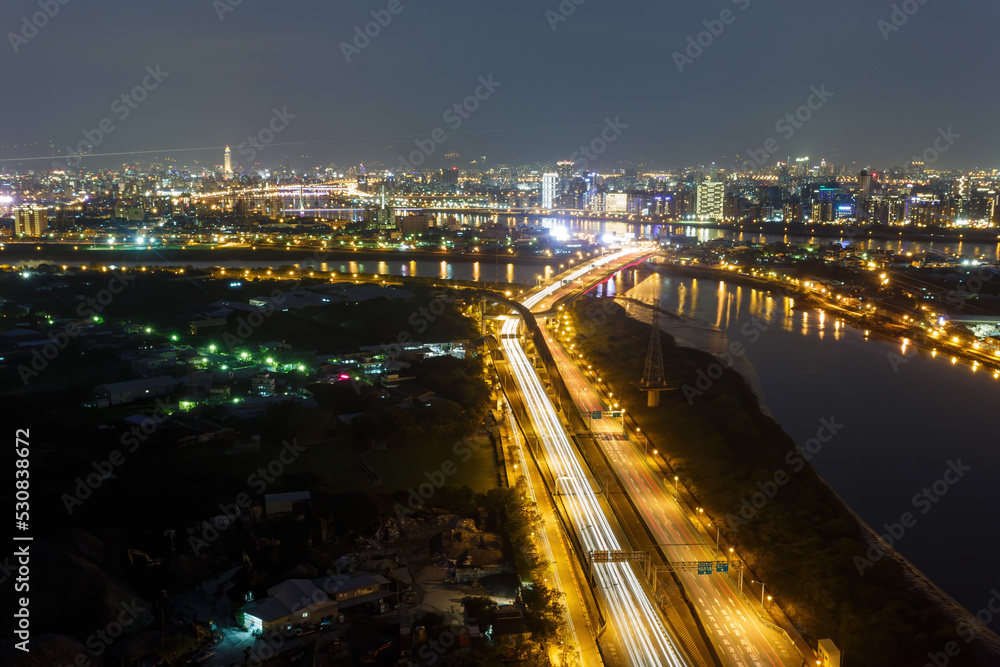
[242,579,339,635]
[264,491,311,520]
[242,573,392,635]
[493,604,532,646]
[94,376,179,406]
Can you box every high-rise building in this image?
[357,163,368,191]
[585,192,604,212]
[954,175,971,219]
[223,145,232,178]
[14,205,47,237]
[811,187,839,223]
[705,162,718,182]
[605,193,628,213]
[858,170,872,203]
[556,160,575,191]
[695,181,725,220]
[376,183,395,229]
[542,173,559,209]
[440,167,459,188]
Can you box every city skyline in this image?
[2,0,998,172]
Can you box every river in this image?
[437,213,1000,261]
[612,267,1000,627]
[4,255,562,285]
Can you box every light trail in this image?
[542,289,803,666]
[501,249,694,667]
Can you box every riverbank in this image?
[0,242,570,268]
[567,297,1000,664]
[689,221,1000,245]
[646,260,1000,381]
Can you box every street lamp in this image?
[752,580,767,615]
[674,475,679,501]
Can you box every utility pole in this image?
[639,299,671,407]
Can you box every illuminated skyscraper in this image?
[556,160,575,191]
[695,181,725,220]
[542,173,559,209]
[224,145,232,178]
[14,205,47,236]
[858,170,872,202]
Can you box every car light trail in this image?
[539,284,803,666]
[501,249,693,666]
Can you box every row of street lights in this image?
[540,267,797,657]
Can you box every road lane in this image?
[540,311,802,667]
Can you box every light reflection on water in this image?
[5,257,554,284]
[612,271,1000,621]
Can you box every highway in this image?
[528,248,656,315]
[539,301,804,667]
[500,398,601,667]
[500,248,695,667]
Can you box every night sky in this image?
[2,0,997,171]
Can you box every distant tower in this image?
[223,145,232,178]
